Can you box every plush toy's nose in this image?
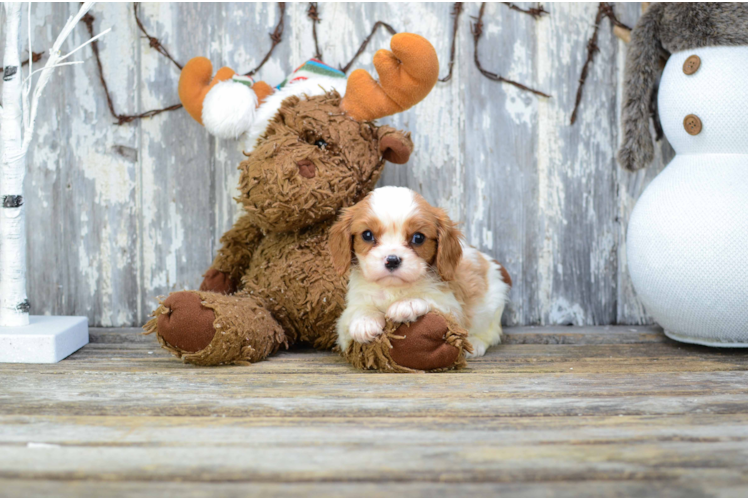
[297,160,316,179]
[385,255,401,270]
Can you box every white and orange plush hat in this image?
[177,33,440,143]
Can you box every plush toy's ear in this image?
[433,207,463,281]
[178,57,272,140]
[377,126,414,164]
[329,208,355,275]
[341,33,439,122]
[618,4,664,171]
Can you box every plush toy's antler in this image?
[341,33,439,122]
[618,4,664,171]
[178,57,272,139]
[178,57,234,125]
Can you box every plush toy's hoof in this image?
[144,291,287,366]
[157,291,217,353]
[342,311,471,373]
[199,268,237,295]
[389,313,459,371]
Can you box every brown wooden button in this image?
[683,114,702,135]
[683,55,701,75]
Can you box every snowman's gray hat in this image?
[618,3,748,171]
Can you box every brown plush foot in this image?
[342,310,470,373]
[389,313,459,371]
[199,268,237,295]
[144,291,287,366]
[157,291,217,353]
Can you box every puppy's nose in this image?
[385,255,401,270]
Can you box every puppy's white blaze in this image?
[369,186,418,230]
[359,186,424,284]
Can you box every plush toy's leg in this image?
[143,291,287,366]
[342,311,472,373]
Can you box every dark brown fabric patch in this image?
[342,310,471,373]
[200,268,237,295]
[157,291,216,353]
[296,159,316,178]
[389,313,459,371]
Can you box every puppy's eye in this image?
[411,232,426,245]
[362,230,375,242]
[314,139,328,149]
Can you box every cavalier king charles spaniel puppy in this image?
[330,186,511,357]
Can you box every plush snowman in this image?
[619,4,748,346]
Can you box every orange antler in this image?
[341,33,439,122]
[178,57,236,125]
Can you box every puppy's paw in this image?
[386,299,431,323]
[465,336,488,358]
[349,315,386,344]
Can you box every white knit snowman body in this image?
[627,46,748,346]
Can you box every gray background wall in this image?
[6,2,673,327]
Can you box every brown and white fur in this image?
[330,186,511,357]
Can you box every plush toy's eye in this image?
[314,139,328,149]
[411,232,426,245]
[362,230,375,242]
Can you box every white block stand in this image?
[0,316,88,363]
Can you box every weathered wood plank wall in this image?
[4,2,673,327]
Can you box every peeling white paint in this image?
[20,3,657,328]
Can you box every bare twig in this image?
[307,2,322,60]
[82,10,182,125]
[245,2,286,76]
[0,52,43,74]
[133,2,183,70]
[439,2,463,82]
[570,2,631,125]
[472,3,551,98]
[570,4,606,125]
[502,2,548,19]
[339,20,397,74]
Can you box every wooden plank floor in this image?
[1,326,748,497]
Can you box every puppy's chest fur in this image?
[348,269,466,326]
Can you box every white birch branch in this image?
[1,1,109,326]
[21,1,106,156]
[1,2,28,326]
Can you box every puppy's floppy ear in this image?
[329,207,355,276]
[377,126,413,165]
[434,207,463,281]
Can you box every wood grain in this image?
[10,3,666,327]
[2,327,748,496]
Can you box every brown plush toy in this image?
[143,34,472,372]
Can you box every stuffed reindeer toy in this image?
[144,34,473,371]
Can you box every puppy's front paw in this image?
[386,299,431,323]
[465,336,488,358]
[349,316,386,344]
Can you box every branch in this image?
[502,2,548,19]
[244,2,286,77]
[0,52,42,74]
[133,2,183,70]
[82,9,182,125]
[339,20,397,74]
[307,2,322,60]
[472,2,551,98]
[22,1,108,155]
[439,2,463,83]
[570,2,630,124]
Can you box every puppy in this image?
[329,186,511,357]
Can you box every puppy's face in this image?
[330,187,463,285]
